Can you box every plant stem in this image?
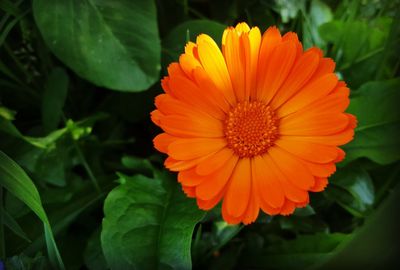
[72,139,101,194]
[62,114,101,193]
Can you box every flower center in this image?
[224,101,279,158]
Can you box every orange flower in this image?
[151,22,356,224]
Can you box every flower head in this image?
[151,22,356,224]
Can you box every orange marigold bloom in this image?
[151,22,357,224]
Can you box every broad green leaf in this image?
[325,165,374,217]
[101,171,205,270]
[0,151,64,270]
[33,0,161,92]
[319,18,391,87]
[323,181,400,268]
[319,20,369,64]
[41,67,68,132]
[344,79,400,164]
[162,19,226,65]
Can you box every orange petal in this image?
[178,169,206,187]
[159,114,224,138]
[264,153,309,203]
[347,113,358,129]
[280,113,350,136]
[167,62,186,78]
[223,158,252,217]
[168,138,226,160]
[155,93,221,121]
[257,41,297,104]
[244,27,261,100]
[168,74,225,120]
[150,109,162,126]
[153,133,177,154]
[259,200,281,216]
[310,58,335,81]
[279,199,296,215]
[235,22,251,33]
[310,177,328,192]
[197,189,225,210]
[271,48,320,108]
[275,139,339,163]
[268,147,315,190]
[252,155,285,208]
[279,127,354,146]
[196,147,234,176]
[295,197,310,208]
[285,86,350,116]
[256,26,282,99]
[196,155,239,200]
[224,29,246,101]
[334,148,346,162]
[192,67,231,114]
[161,77,173,96]
[242,193,260,225]
[165,155,212,171]
[279,73,338,117]
[302,94,350,114]
[179,53,201,79]
[197,34,236,106]
[222,201,244,225]
[184,41,199,59]
[182,185,196,198]
[282,32,303,58]
[298,159,336,178]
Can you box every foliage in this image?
[0,0,399,269]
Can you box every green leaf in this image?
[326,165,374,217]
[121,155,153,175]
[302,0,333,49]
[3,209,31,242]
[41,67,68,132]
[0,111,107,149]
[33,0,161,92]
[293,205,315,217]
[5,253,47,270]
[344,78,400,164]
[101,171,205,270]
[0,106,16,120]
[239,233,350,270]
[0,151,64,270]
[84,229,108,270]
[274,0,305,23]
[318,18,391,87]
[323,180,400,268]
[162,19,226,65]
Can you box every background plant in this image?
[0,0,399,269]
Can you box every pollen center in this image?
[224,101,279,158]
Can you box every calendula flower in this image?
[151,22,356,224]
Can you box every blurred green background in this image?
[0,0,399,269]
